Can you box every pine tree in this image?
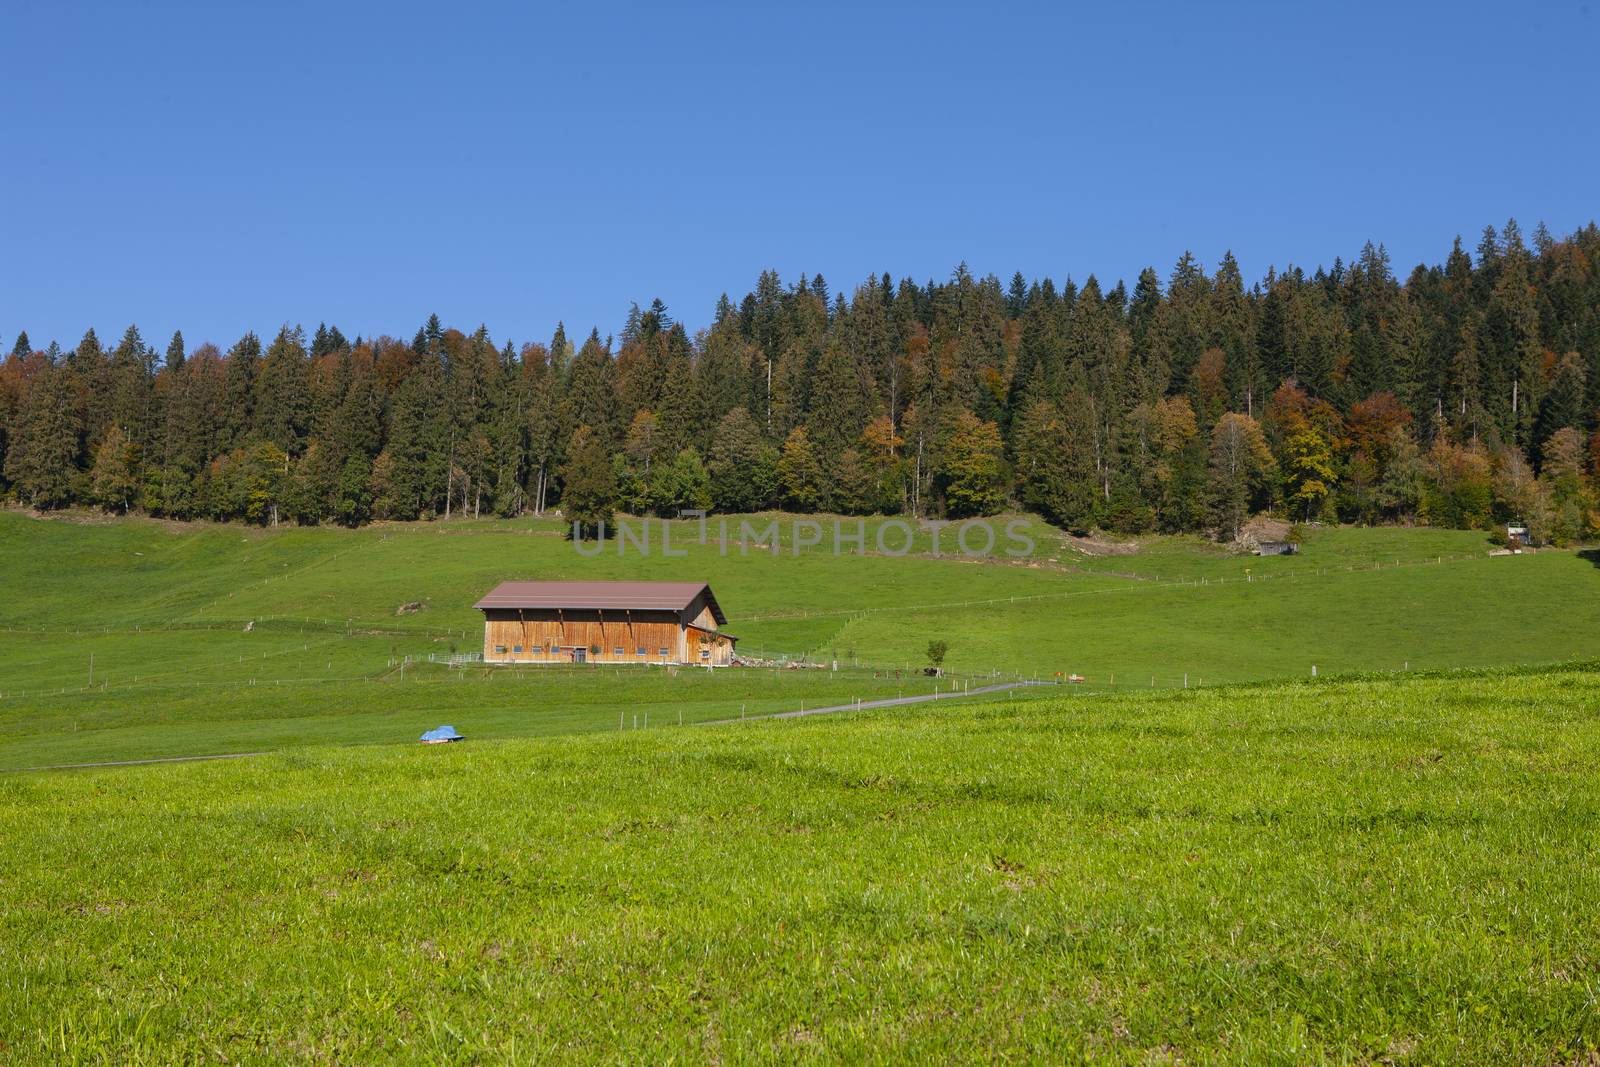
[222,332,262,449]
[109,324,156,451]
[1007,272,1029,318]
[1376,426,1426,521]
[254,325,312,454]
[5,365,82,508]
[288,439,339,524]
[561,427,615,538]
[655,337,703,456]
[1533,351,1586,464]
[565,329,620,449]
[549,322,570,369]
[697,319,752,426]
[807,339,873,460]
[1012,396,1097,529]
[1448,321,1487,441]
[708,407,778,513]
[336,452,372,526]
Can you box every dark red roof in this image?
[474,581,727,624]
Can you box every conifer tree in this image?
[6,365,82,507]
[288,439,339,524]
[222,332,262,449]
[565,329,620,450]
[708,407,777,513]
[1533,352,1586,464]
[255,325,312,455]
[561,427,615,538]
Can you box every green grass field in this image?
[3,665,1597,1062]
[4,512,1600,1060]
[3,509,1600,769]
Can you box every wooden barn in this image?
[475,581,738,666]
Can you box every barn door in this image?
[573,647,586,663]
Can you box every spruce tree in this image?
[565,329,620,449]
[561,427,615,538]
[708,407,778,513]
[222,332,262,449]
[254,325,312,454]
[165,331,185,372]
[1533,352,1586,464]
[6,366,83,508]
[288,439,339,524]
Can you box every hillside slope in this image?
[3,667,1598,1062]
[4,511,1600,769]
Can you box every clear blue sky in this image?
[3,0,1596,354]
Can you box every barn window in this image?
[494,646,507,655]
[700,649,710,660]
[513,645,523,654]
[659,647,669,657]
[613,646,624,656]
[636,647,647,656]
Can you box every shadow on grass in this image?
[1579,549,1600,569]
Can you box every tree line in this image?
[3,219,1599,544]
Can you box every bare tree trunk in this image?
[913,435,923,518]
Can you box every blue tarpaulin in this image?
[419,725,463,743]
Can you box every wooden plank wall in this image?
[686,629,735,666]
[482,610,686,664]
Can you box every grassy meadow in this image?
[3,509,1600,768]
[2,665,1597,1062]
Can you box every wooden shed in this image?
[475,581,738,666]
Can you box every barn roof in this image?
[474,581,728,624]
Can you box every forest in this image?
[3,219,1599,543]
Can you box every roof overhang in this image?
[475,581,728,625]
